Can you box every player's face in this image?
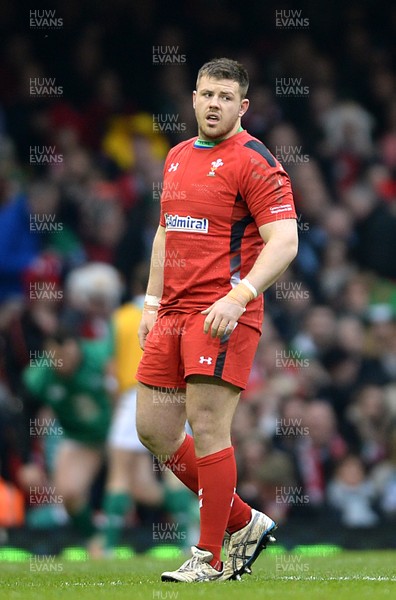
[193,76,249,141]
[46,339,81,376]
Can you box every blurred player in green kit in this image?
[23,331,113,541]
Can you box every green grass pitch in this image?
[0,550,395,600]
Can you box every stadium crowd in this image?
[0,0,396,550]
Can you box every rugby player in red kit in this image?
[136,58,298,582]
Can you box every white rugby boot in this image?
[161,545,223,582]
[221,509,277,580]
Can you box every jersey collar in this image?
[193,127,244,148]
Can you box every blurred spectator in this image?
[319,101,375,191]
[344,182,396,279]
[327,454,378,527]
[292,306,337,358]
[318,346,388,424]
[345,385,391,467]
[294,400,347,506]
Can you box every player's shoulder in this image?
[166,137,196,162]
[235,130,279,169]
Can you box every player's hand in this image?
[201,297,246,338]
[138,306,158,350]
[201,281,257,338]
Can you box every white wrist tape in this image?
[241,278,258,298]
[145,294,160,307]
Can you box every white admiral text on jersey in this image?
[165,214,209,233]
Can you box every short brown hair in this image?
[196,58,249,98]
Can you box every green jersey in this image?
[23,339,113,445]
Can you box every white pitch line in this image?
[278,575,396,582]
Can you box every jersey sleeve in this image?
[159,148,175,228]
[239,148,297,228]
[159,164,167,228]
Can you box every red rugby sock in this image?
[196,447,236,566]
[164,434,251,534]
[163,434,198,492]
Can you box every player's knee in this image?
[136,423,157,453]
[189,413,218,440]
[60,487,86,512]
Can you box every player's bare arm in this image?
[138,225,165,349]
[244,219,298,292]
[202,218,298,338]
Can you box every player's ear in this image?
[239,98,249,117]
[192,90,197,109]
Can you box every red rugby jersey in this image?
[158,129,296,332]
